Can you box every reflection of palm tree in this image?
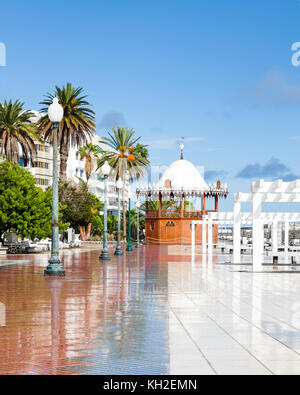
[99,260,169,373]
[45,278,64,374]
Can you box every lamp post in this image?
[136,201,141,248]
[44,98,65,277]
[100,161,111,260]
[114,178,123,256]
[126,188,133,252]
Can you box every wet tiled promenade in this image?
[1,245,300,375]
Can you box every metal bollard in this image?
[291,256,297,265]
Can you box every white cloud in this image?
[98,111,126,130]
[240,68,300,108]
[237,157,300,181]
[144,136,206,150]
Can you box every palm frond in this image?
[0,100,40,165]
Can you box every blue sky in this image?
[1,0,300,210]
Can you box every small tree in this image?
[0,161,67,240]
[123,209,145,241]
[59,179,103,241]
[91,215,103,237]
[107,214,118,239]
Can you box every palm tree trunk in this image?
[79,226,86,241]
[86,223,92,240]
[59,145,69,180]
[122,177,127,242]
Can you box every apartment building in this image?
[30,141,53,190]
[67,135,129,213]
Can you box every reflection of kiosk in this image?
[137,146,228,245]
[0,302,5,327]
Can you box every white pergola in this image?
[191,179,300,270]
[192,212,300,257]
[234,179,300,270]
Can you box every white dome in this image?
[156,159,208,191]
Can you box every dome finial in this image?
[179,137,184,160]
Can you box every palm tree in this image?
[0,100,41,165]
[140,200,176,212]
[78,143,101,182]
[97,127,149,240]
[38,83,96,179]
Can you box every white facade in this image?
[29,141,53,190]
[67,135,129,212]
[19,111,53,191]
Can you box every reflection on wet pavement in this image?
[1,245,300,374]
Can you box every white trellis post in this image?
[279,221,283,248]
[191,222,195,256]
[272,222,278,253]
[202,215,207,252]
[0,302,5,327]
[208,218,213,254]
[285,221,289,253]
[252,193,263,271]
[233,197,241,263]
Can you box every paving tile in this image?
[1,246,300,375]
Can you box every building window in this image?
[166,221,175,227]
[35,144,50,153]
[37,178,49,186]
[34,161,49,169]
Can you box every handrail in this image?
[146,209,215,219]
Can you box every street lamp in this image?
[136,201,141,248]
[100,161,111,260]
[44,98,65,277]
[114,178,123,256]
[126,188,134,252]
